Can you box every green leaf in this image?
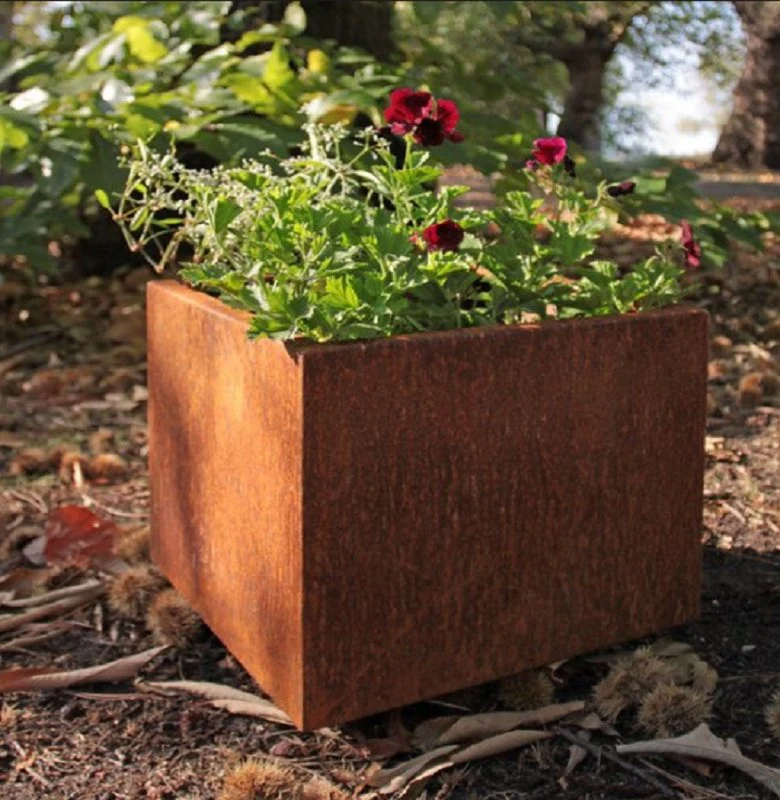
[214,199,242,233]
[0,117,30,153]
[264,41,296,91]
[222,74,274,108]
[113,16,167,64]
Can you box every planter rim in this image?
[150,279,707,356]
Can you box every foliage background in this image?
[0,0,775,276]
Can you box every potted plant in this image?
[110,89,708,730]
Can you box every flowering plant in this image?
[109,89,700,342]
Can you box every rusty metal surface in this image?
[147,280,305,723]
[148,280,709,729]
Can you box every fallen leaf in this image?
[415,701,585,749]
[565,730,590,776]
[372,730,553,794]
[1,579,103,609]
[0,646,165,692]
[141,680,292,725]
[449,729,553,763]
[42,506,120,568]
[369,745,459,793]
[0,621,81,652]
[573,711,619,736]
[616,724,780,797]
[0,583,104,633]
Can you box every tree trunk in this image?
[302,0,394,61]
[556,43,612,153]
[221,0,394,60]
[549,5,654,154]
[713,1,780,169]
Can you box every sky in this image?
[620,70,723,158]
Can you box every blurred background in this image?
[0,0,779,275]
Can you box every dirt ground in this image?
[0,197,778,799]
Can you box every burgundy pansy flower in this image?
[531,136,567,166]
[383,88,464,147]
[414,99,464,146]
[384,88,433,135]
[680,220,702,270]
[607,180,636,197]
[421,219,464,252]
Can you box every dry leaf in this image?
[616,724,780,797]
[0,583,104,634]
[0,621,78,652]
[141,680,292,725]
[373,730,553,795]
[209,698,294,725]
[43,506,120,568]
[0,646,165,692]
[573,711,619,736]
[417,701,584,749]
[449,729,553,763]
[565,730,590,776]
[369,746,459,793]
[1,579,103,609]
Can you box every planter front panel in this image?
[300,309,708,725]
[148,281,708,729]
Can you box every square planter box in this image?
[147,279,708,730]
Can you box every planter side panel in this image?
[147,281,305,722]
[301,309,708,727]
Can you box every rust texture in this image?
[147,281,305,723]
[148,280,709,729]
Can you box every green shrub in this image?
[109,91,698,343]
[0,1,400,270]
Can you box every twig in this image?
[719,672,780,684]
[8,489,48,514]
[636,756,742,800]
[553,726,679,799]
[79,494,149,520]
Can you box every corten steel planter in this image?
[147,279,709,730]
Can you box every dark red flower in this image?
[421,219,464,252]
[383,89,463,147]
[531,136,567,166]
[607,180,636,197]
[384,88,433,136]
[525,158,539,171]
[680,220,702,270]
[563,155,576,177]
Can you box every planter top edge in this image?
[148,279,708,357]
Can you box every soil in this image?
[0,191,778,800]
